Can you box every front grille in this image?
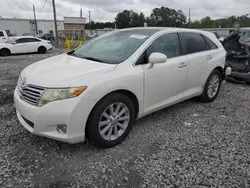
[18,78,45,106]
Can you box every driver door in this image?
[12,38,29,54]
[143,33,188,114]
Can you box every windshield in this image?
[73,29,160,64]
[5,38,17,43]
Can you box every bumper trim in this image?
[21,115,34,128]
[228,71,250,82]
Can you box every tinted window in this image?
[0,31,4,37]
[15,38,27,43]
[203,36,218,50]
[182,33,206,54]
[147,33,182,58]
[26,38,41,42]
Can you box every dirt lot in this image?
[0,50,250,188]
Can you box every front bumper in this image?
[14,88,96,144]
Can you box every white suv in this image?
[14,28,228,148]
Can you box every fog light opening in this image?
[57,124,67,134]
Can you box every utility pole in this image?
[188,8,191,28]
[33,5,38,35]
[52,0,59,48]
[89,11,92,35]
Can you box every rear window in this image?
[16,38,27,43]
[26,38,41,42]
[181,33,207,54]
[203,36,218,50]
[0,31,4,37]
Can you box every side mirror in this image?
[12,41,17,44]
[148,52,167,64]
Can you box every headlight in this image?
[38,86,87,107]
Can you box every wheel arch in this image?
[0,47,11,54]
[88,89,140,120]
[38,45,46,49]
[214,66,224,80]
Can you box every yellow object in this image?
[66,40,70,51]
[79,41,82,46]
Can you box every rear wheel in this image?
[38,46,46,54]
[0,48,10,56]
[86,93,135,148]
[200,69,222,102]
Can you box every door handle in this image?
[207,55,213,60]
[178,62,187,68]
[2,38,6,39]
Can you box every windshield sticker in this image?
[130,35,149,40]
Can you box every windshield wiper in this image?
[82,56,109,63]
[68,52,110,63]
[67,50,77,57]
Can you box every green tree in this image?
[147,7,186,27]
[115,10,146,28]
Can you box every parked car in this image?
[222,28,250,83]
[0,36,52,56]
[22,33,34,36]
[14,28,229,148]
[0,30,9,43]
[36,33,55,43]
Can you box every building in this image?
[0,16,86,38]
[61,17,86,39]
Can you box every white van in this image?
[0,30,9,43]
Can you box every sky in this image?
[1,0,250,22]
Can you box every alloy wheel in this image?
[98,102,130,141]
[207,74,220,98]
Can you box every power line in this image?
[24,0,33,8]
[39,0,48,11]
[24,0,32,5]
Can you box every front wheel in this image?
[86,93,135,148]
[0,48,10,56]
[200,69,222,102]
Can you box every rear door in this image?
[180,32,211,91]
[25,38,41,52]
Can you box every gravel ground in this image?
[0,50,250,188]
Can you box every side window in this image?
[0,31,4,37]
[147,33,182,59]
[203,36,218,50]
[15,38,27,43]
[26,38,41,42]
[182,33,206,54]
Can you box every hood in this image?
[0,43,9,46]
[21,54,117,87]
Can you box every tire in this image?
[86,93,136,148]
[200,69,222,102]
[0,48,11,56]
[38,46,46,54]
